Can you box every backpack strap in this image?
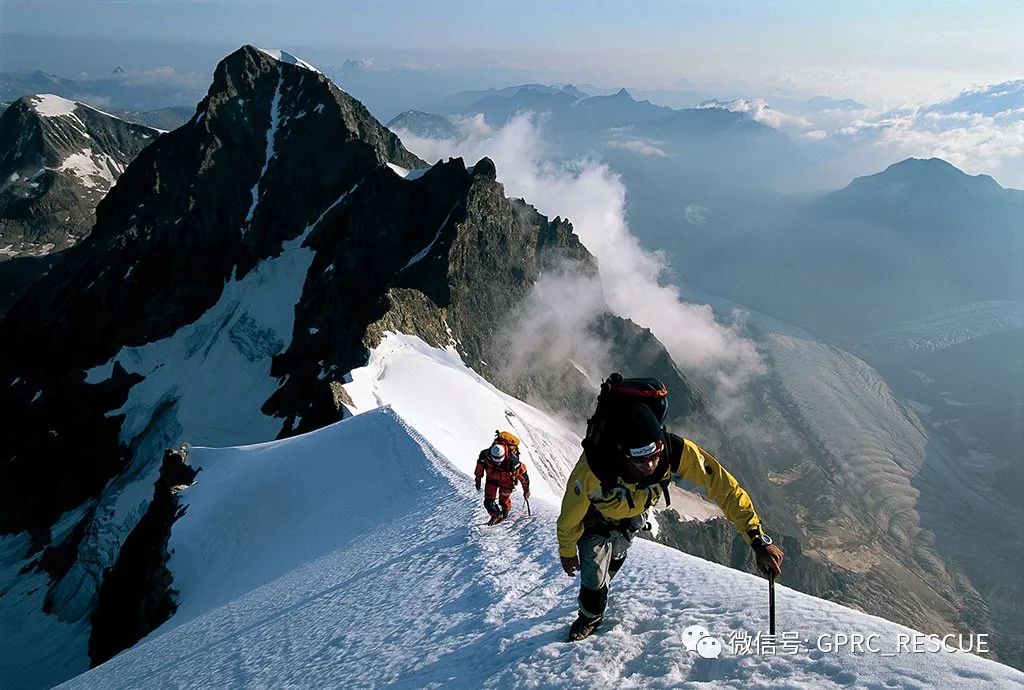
[658,479,671,507]
[583,439,637,509]
[656,432,684,507]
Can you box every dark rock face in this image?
[471,156,496,180]
[88,446,197,665]
[0,251,59,315]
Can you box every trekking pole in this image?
[769,572,776,635]
[526,498,531,516]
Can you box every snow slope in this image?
[50,219,322,622]
[58,335,1023,689]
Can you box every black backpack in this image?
[582,373,680,508]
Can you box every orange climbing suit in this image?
[475,450,531,518]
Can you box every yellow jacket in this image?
[557,435,764,557]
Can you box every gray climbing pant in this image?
[576,512,647,617]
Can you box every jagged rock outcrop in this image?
[88,447,197,665]
[265,152,702,434]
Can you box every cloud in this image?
[112,66,207,90]
[821,105,1024,180]
[761,80,1024,185]
[683,205,708,225]
[875,110,1024,175]
[688,81,1024,185]
[701,97,812,131]
[394,113,765,404]
[341,57,387,72]
[452,113,494,138]
[606,137,668,157]
[496,266,616,394]
[925,79,1024,117]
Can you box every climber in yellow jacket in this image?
[557,377,784,641]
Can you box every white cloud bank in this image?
[606,137,669,157]
[701,98,812,130]
[713,81,1024,187]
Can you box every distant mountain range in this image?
[654,156,1022,341]
[387,109,458,140]
[0,70,200,128]
[924,78,1024,117]
[394,83,808,194]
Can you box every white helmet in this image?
[489,444,507,462]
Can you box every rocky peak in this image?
[0,44,427,539]
[822,156,1019,226]
[559,84,589,100]
[855,157,1003,195]
[470,156,497,180]
[0,95,161,316]
[0,95,160,259]
[3,45,424,370]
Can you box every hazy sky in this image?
[2,0,1022,106]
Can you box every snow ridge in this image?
[57,335,1024,689]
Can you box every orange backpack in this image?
[494,430,521,449]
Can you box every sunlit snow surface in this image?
[29,93,79,117]
[256,48,321,73]
[58,336,1023,689]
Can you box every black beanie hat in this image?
[612,402,666,453]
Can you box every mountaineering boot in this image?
[567,612,603,641]
[487,514,504,525]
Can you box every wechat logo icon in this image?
[682,624,723,659]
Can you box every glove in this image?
[475,481,481,492]
[754,543,784,578]
[560,554,580,578]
